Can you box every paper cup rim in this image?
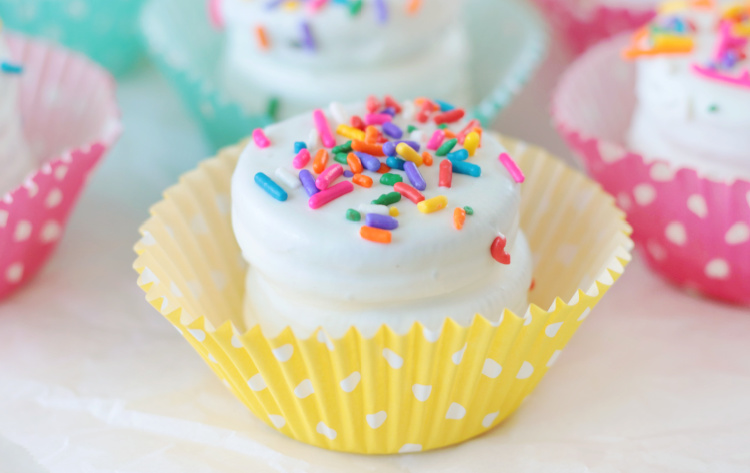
[2,33,122,201]
[552,32,750,189]
[134,135,633,343]
[139,0,548,136]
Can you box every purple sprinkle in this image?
[374,0,388,24]
[383,141,397,156]
[300,21,316,51]
[404,161,426,191]
[381,107,396,117]
[344,170,354,178]
[382,121,403,139]
[365,213,399,230]
[299,169,319,196]
[355,152,381,172]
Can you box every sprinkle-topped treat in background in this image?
[215,0,471,119]
[0,20,34,195]
[232,95,532,338]
[623,0,750,179]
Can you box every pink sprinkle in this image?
[364,113,393,126]
[692,64,750,89]
[308,0,328,12]
[313,109,336,148]
[207,0,224,29]
[315,164,344,190]
[309,181,353,209]
[499,153,525,183]
[253,128,270,148]
[293,148,311,169]
[427,130,445,150]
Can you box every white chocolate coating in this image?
[0,33,33,195]
[219,0,471,118]
[232,101,532,338]
[626,2,750,180]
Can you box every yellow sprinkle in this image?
[337,124,365,142]
[396,142,423,166]
[417,196,448,214]
[659,0,688,14]
[653,34,694,51]
[464,132,480,157]
[389,207,400,217]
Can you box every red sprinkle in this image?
[457,119,481,144]
[366,95,381,113]
[491,235,511,264]
[434,109,465,125]
[394,182,425,203]
[384,95,402,114]
[439,159,452,188]
[351,115,365,131]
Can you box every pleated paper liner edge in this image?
[133,135,632,454]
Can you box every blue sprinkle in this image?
[255,172,288,201]
[449,160,481,177]
[386,156,405,170]
[294,141,307,153]
[446,149,469,161]
[435,100,455,112]
[1,62,23,74]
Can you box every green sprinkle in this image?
[350,0,362,15]
[438,123,448,129]
[332,140,352,154]
[463,206,474,215]
[266,97,280,119]
[407,125,417,133]
[709,104,719,113]
[346,209,361,221]
[334,152,349,164]
[379,173,403,186]
[436,138,458,156]
[372,192,402,206]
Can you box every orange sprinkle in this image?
[407,0,422,14]
[352,173,373,188]
[453,207,466,230]
[352,140,385,157]
[347,153,363,174]
[313,149,329,174]
[365,125,381,144]
[377,163,391,174]
[443,129,457,139]
[255,26,270,50]
[360,226,392,244]
[422,151,433,166]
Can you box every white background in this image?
[1,36,749,473]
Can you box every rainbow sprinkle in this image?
[251,95,523,256]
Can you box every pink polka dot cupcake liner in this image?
[0,34,121,300]
[532,0,654,54]
[553,34,750,306]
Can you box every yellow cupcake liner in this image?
[133,135,633,454]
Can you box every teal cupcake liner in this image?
[0,0,147,77]
[141,0,548,150]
